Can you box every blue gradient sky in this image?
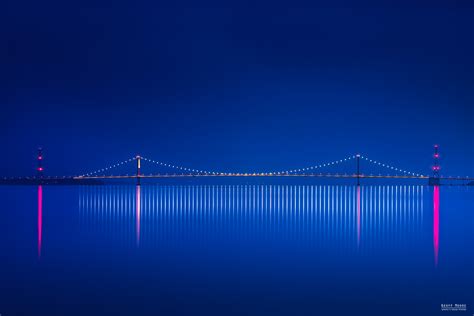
[2,1,473,177]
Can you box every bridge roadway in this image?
[76,173,430,180]
[1,174,473,185]
[74,173,474,181]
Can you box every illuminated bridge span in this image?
[1,145,473,185]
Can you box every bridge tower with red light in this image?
[433,145,440,177]
[37,148,44,178]
[429,145,441,186]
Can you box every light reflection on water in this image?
[37,185,42,259]
[71,185,430,253]
[433,185,440,266]
[136,185,141,246]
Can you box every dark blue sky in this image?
[2,1,473,177]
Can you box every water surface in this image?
[0,185,472,315]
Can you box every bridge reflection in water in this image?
[76,185,436,252]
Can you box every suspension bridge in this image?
[1,145,472,186]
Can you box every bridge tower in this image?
[356,154,361,186]
[37,147,44,178]
[136,155,141,185]
[429,145,441,186]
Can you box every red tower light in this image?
[37,148,44,178]
[432,145,440,178]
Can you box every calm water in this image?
[0,185,472,315]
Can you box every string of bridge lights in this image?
[359,156,426,177]
[141,157,213,175]
[141,155,358,176]
[78,154,426,178]
[271,155,357,175]
[79,157,137,177]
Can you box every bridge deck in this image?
[76,174,431,180]
[74,174,474,181]
[1,174,472,185]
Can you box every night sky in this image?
[2,1,473,177]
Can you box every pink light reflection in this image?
[38,185,43,259]
[433,186,440,267]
